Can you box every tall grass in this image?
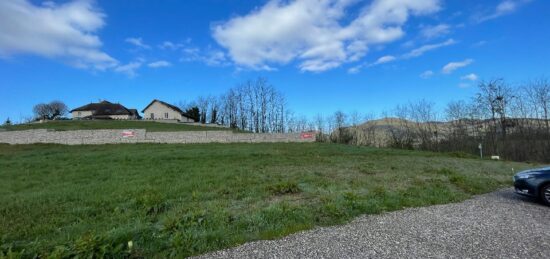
[0,143,530,257]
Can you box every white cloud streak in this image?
[213,0,441,72]
[477,0,532,22]
[403,39,456,58]
[181,47,230,67]
[419,24,451,39]
[125,37,151,49]
[461,73,478,81]
[348,54,396,73]
[0,0,117,70]
[420,70,435,79]
[158,41,184,50]
[114,61,142,78]
[442,59,474,74]
[148,60,172,68]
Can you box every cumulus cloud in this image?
[125,37,151,49]
[148,60,172,68]
[403,39,456,58]
[477,0,532,22]
[0,0,117,69]
[419,24,451,39]
[213,0,441,72]
[420,70,435,79]
[461,73,478,81]
[442,59,474,74]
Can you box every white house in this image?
[142,99,194,122]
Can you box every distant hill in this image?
[337,117,550,147]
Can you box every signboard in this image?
[122,130,136,138]
[300,132,314,139]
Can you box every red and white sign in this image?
[122,130,136,138]
[300,132,315,139]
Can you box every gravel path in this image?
[198,189,550,258]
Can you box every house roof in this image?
[70,101,135,116]
[142,99,186,115]
[128,109,142,119]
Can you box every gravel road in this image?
[198,189,549,258]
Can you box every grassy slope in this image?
[0,143,531,257]
[0,120,229,132]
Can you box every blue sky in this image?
[1,0,549,122]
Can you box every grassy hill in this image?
[0,142,532,257]
[0,120,230,132]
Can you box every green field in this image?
[0,120,230,132]
[0,143,531,258]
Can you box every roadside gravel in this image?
[198,189,550,258]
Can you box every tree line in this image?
[178,77,288,133]
[318,78,550,163]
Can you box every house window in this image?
[77,111,81,116]
[164,113,169,119]
[150,113,155,119]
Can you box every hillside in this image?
[345,117,550,148]
[0,143,531,257]
[0,120,231,132]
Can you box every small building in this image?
[142,99,194,122]
[71,101,141,120]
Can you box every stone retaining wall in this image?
[0,129,315,145]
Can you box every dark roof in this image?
[142,99,186,115]
[70,101,134,116]
[128,109,142,119]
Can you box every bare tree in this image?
[33,103,50,120]
[476,79,515,154]
[32,101,68,120]
[331,110,348,143]
[49,101,69,119]
[525,78,550,132]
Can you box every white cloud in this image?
[442,59,474,74]
[373,55,396,65]
[181,47,230,67]
[458,83,471,88]
[472,40,487,48]
[213,0,441,72]
[347,54,397,73]
[347,66,361,74]
[148,60,172,68]
[461,73,478,81]
[348,54,396,73]
[420,70,435,79]
[0,0,117,69]
[477,0,532,22]
[403,39,456,58]
[114,61,142,78]
[419,24,451,39]
[158,41,184,50]
[125,37,150,49]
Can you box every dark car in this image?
[513,167,550,206]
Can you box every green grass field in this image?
[0,143,531,258]
[0,120,229,132]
